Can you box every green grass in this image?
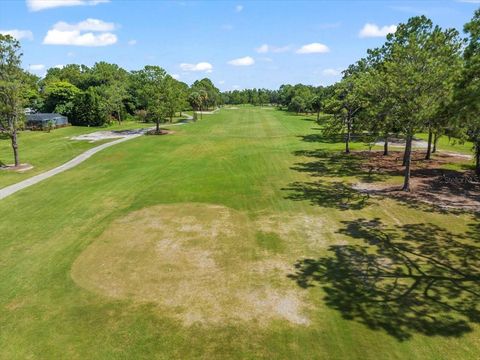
[0,121,154,188]
[0,107,478,359]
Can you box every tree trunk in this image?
[432,132,439,153]
[383,134,389,156]
[11,129,20,167]
[316,111,320,122]
[425,129,433,160]
[156,119,160,134]
[402,143,408,166]
[402,134,413,192]
[345,121,351,154]
[475,140,480,175]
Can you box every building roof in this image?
[26,113,66,122]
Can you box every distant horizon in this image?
[1,0,479,91]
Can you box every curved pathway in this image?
[0,134,142,201]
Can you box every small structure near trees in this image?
[25,113,68,130]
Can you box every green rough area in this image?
[0,107,478,359]
[0,121,154,188]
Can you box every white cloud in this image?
[359,23,397,38]
[0,29,34,40]
[27,0,109,12]
[29,64,45,71]
[218,80,225,85]
[52,18,116,32]
[171,73,180,80]
[179,62,213,73]
[128,39,137,45]
[322,68,341,76]
[235,4,243,12]
[228,56,255,66]
[54,64,65,69]
[256,44,269,53]
[67,51,75,57]
[43,19,117,46]
[296,43,330,54]
[255,44,290,54]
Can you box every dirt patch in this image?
[145,129,175,135]
[256,214,326,248]
[71,129,148,142]
[353,151,480,211]
[71,203,310,327]
[0,163,34,172]
[4,298,26,311]
[358,150,468,175]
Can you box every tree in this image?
[102,82,128,124]
[0,34,27,167]
[310,94,323,122]
[43,64,91,90]
[42,81,81,117]
[380,16,462,191]
[191,78,220,110]
[455,9,480,174]
[289,95,306,114]
[324,64,365,154]
[131,66,168,134]
[70,87,109,126]
[188,91,202,120]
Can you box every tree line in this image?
[222,85,332,121]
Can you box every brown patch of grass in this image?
[256,214,327,248]
[71,203,310,327]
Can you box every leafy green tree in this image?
[324,65,365,154]
[0,34,28,166]
[310,94,323,122]
[43,64,91,90]
[43,81,81,117]
[131,66,168,133]
[191,78,220,110]
[354,53,398,156]
[188,91,202,120]
[102,82,128,124]
[455,9,480,174]
[289,95,307,114]
[70,87,109,126]
[381,16,462,191]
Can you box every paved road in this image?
[0,134,142,201]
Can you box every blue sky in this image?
[1,0,479,91]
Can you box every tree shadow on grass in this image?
[283,150,386,210]
[283,181,371,210]
[288,218,480,340]
[292,150,387,182]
